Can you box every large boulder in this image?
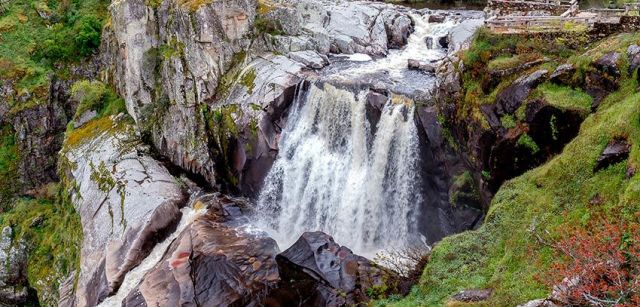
[484,69,549,129]
[60,115,187,306]
[550,63,576,86]
[594,138,630,172]
[268,232,400,306]
[122,193,279,306]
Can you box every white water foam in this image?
[341,13,455,80]
[256,83,423,257]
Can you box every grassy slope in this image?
[385,32,640,306]
[0,0,109,107]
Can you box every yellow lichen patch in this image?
[391,94,414,107]
[258,0,276,15]
[193,200,206,210]
[174,0,214,12]
[64,116,115,150]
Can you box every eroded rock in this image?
[123,193,279,306]
[550,63,576,85]
[587,52,621,109]
[0,226,29,305]
[451,289,493,302]
[61,116,187,306]
[408,59,436,73]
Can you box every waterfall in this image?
[256,83,423,256]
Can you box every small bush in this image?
[545,219,640,306]
[74,16,102,56]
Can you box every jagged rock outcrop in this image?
[103,0,258,188]
[11,91,68,194]
[0,226,29,306]
[123,193,279,306]
[60,115,187,306]
[256,0,414,56]
[267,231,400,306]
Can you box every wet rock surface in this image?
[123,194,279,306]
[61,117,187,307]
[267,232,400,306]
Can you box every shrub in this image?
[74,16,102,56]
[546,219,640,306]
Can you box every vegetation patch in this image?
[392,85,640,306]
[70,80,126,123]
[0,0,110,107]
[0,195,81,306]
[0,125,19,213]
[536,83,593,113]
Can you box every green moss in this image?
[517,133,540,154]
[201,104,242,188]
[215,51,248,99]
[500,114,517,129]
[393,85,640,306]
[240,68,257,94]
[537,82,593,113]
[0,125,19,212]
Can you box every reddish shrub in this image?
[547,219,640,306]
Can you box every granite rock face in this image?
[123,193,279,306]
[257,0,415,56]
[60,116,187,307]
[0,226,29,305]
[103,0,257,187]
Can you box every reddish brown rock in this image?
[123,194,279,307]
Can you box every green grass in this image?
[537,83,593,113]
[487,54,541,72]
[391,81,640,306]
[0,0,110,108]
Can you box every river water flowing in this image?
[254,12,461,256]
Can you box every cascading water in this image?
[256,83,423,256]
[255,12,463,256]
